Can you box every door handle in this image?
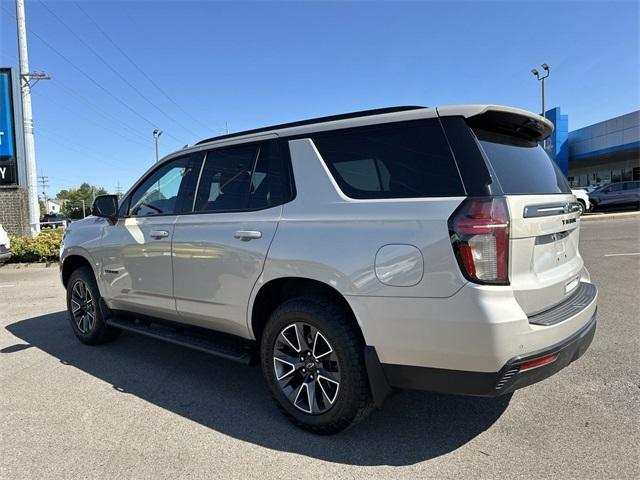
[150,230,169,239]
[234,230,262,240]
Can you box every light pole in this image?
[531,63,550,119]
[531,63,550,148]
[153,128,163,162]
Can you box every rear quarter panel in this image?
[250,137,468,337]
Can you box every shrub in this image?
[8,229,63,263]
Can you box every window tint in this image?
[194,145,258,212]
[475,131,570,194]
[609,183,624,192]
[311,119,464,199]
[128,153,203,216]
[248,140,293,209]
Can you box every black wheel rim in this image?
[70,280,95,334]
[273,322,341,415]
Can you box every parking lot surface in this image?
[1,217,639,479]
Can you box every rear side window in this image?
[311,119,464,199]
[195,145,258,212]
[248,140,294,209]
[194,140,293,213]
[474,130,570,194]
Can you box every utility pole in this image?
[115,181,123,198]
[153,128,163,162]
[15,0,49,236]
[38,170,49,209]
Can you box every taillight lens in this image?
[449,197,510,285]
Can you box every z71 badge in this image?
[562,217,577,226]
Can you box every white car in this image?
[0,224,11,264]
[60,105,597,433]
[572,189,591,213]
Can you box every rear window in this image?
[475,130,570,194]
[311,119,464,199]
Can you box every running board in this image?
[106,316,255,365]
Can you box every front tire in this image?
[260,297,372,434]
[66,266,121,345]
[577,200,586,215]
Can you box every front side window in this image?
[311,119,464,199]
[128,153,203,217]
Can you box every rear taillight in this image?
[449,197,510,285]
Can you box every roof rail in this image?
[195,105,427,145]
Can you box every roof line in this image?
[195,106,427,145]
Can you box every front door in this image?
[99,153,203,319]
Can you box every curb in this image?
[0,262,59,269]
[581,211,640,222]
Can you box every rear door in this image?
[172,139,293,337]
[471,125,582,315]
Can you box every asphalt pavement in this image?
[1,217,638,479]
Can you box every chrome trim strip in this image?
[523,201,581,218]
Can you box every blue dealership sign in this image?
[0,68,19,185]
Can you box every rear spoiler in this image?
[436,105,554,144]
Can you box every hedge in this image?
[8,229,63,263]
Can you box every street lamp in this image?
[531,63,550,119]
[153,129,163,162]
[531,64,550,148]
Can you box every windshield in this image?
[474,129,570,195]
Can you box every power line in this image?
[32,85,153,149]
[0,4,187,146]
[72,0,212,137]
[1,48,159,148]
[37,128,144,172]
[36,0,198,140]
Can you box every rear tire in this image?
[66,266,121,345]
[260,297,372,434]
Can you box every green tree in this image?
[56,183,108,219]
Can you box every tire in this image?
[577,200,586,215]
[260,297,372,434]
[66,266,121,345]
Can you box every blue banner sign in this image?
[0,69,18,185]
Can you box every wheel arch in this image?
[249,276,364,343]
[61,254,95,288]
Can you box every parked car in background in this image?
[571,189,591,214]
[40,213,70,229]
[588,181,640,211]
[60,104,597,433]
[0,224,11,264]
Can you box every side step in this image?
[106,316,255,365]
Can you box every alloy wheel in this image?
[273,322,341,415]
[70,280,95,334]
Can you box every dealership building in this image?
[545,107,640,187]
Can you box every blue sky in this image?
[1,0,638,196]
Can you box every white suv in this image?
[60,105,597,433]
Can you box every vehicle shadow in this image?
[5,311,511,466]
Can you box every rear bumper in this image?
[0,248,11,263]
[379,310,596,396]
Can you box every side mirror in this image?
[92,195,118,219]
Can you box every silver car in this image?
[60,105,598,433]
